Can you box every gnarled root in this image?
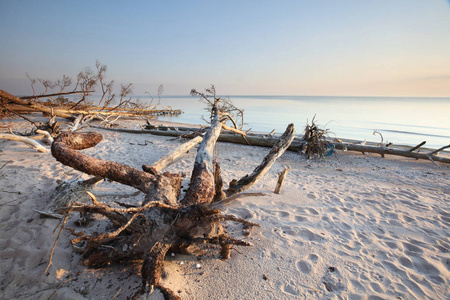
[47,109,295,299]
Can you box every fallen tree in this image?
[0,89,181,121]
[333,142,450,165]
[1,62,181,130]
[95,124,450,165]
[49,107,295,299]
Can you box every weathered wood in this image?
[429,144,450,155]
[94,125,306,152]
[1,89,182,120]
[213,162,227,202]
[142,135,203,175]
[50,177,103,209]
[20,90,89,100]
[1,89,72,119]
[182,108,223,206]
[226,123,296,195]
[35,129,54,144]
[222,123,246,137]
[50,107,277,299]
[0,133,49,153]
[409,141,426,152]
[51,132,182,205]
[140,242,176,299]
[274,166,291,194]
[333,143,450,164]
[95,125,450,164]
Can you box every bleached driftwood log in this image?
[94,125,305,152]
[226,124,295,195]
[274,166,291,194]
[0,133,49,153]
[35,129,54,144]
[142,135,203,175]
[49,107,295,299]
[93,124,450,165]
[333,142,450,164]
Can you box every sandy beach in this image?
[0,118,449,300]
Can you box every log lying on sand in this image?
[333,142,450,164]
[96,124,450,165]
[0,133,49,153]
[94,125,306,152]
[49,108,296,299]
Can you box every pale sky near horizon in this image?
[1,0,449,97]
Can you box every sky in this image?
[0,0,449,97]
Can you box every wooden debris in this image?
[274,166,291,194]
[142,135,203,175]
[0,133,49,153]
[333,142,450,164]
[0,89,182,122]
[48,106,295,299]
[227,124,295,195]
[96,124,450,165]
[409,141,426,152]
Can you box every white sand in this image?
[0,118,449,300]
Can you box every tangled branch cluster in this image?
[302,116,330,159]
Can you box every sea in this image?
[152,95,450,150]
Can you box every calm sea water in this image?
[154,95,450,150]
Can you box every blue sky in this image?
[0,0,449,96]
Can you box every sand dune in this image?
[0,119,449,299]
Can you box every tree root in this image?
[47,106,295,299]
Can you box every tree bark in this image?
[51,131,182,205]
[181,108,223,206]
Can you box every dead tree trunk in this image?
[0,89,72,119]
[50,107,295,299]
[333,142,450,164]
[1,89,181,121]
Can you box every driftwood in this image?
[226,124,295,195]
[94,125,306,152]
[96,124,450,165]
[0,133,49,153]
[274,166,291,194]
[1,90,71,119]
[0,89,181,121]
[333,143,450,164]
[49,108,295,299]
[142,135,203,175]
[35,129,54,144]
